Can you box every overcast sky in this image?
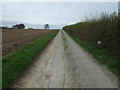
[1,2,118,29]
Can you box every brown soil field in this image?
[2,29,55,57]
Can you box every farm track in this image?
[2,29,55,56]
[13,30,118,88]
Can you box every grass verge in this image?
[2,31,58,88]
[65,30,118,77]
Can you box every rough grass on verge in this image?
[2,31,58,88]
[65,31,118,78]
[63,12,119,57]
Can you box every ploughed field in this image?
[2,29,55,56]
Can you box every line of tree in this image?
[1,24,50,30]
[28,28,33,29]
[1,26,11,29]
[1,24,25,29]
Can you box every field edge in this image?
[2,31,58,88]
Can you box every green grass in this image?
[65,31,119,77]
[2,31,58,88]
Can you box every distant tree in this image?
[19,24,25,29]
[2,26,10,29]
[12,24,25,29]
[44,24,49,29]
[12,25,16,29]
[28,28,33,29]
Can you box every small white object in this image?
[97,41,102,45]
[43,77,45,79]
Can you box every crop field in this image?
[2,29,55,56]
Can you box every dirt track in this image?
[13,30,118,88]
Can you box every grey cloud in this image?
[1,2,118,29]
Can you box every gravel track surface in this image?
[13,30,118,88]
